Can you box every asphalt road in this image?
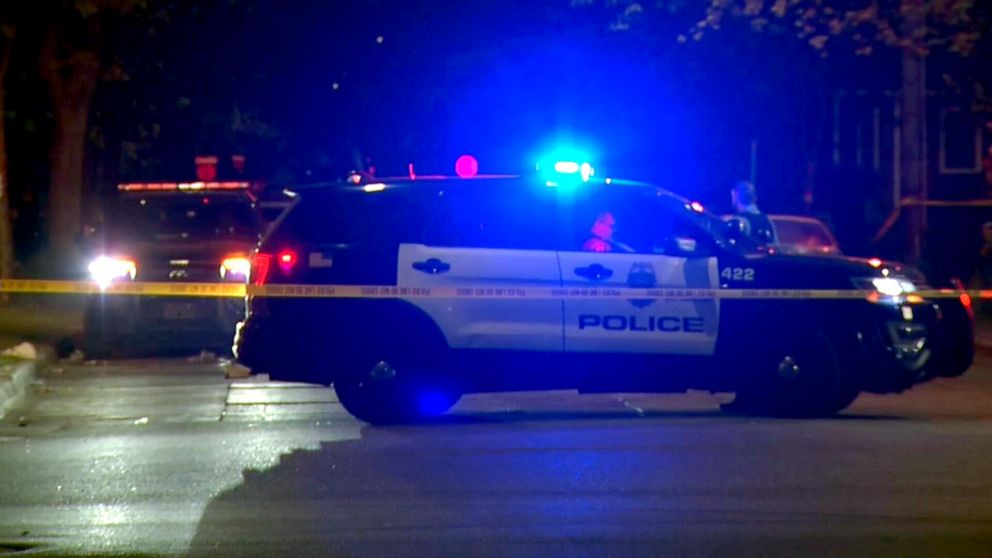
[0,353,990,557]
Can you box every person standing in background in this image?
[730,180,774,244]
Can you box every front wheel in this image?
[729,329,860,417]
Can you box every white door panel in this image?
[558,251,720,355]
[397,244,563,351]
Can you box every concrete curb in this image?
[0,359,37,420]
[0,342,55,420]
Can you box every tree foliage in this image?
[581,1,984,55]
[693,0,983,56]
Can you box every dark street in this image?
[0,354,990,557]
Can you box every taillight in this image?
[251,252,272,286]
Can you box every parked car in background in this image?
[767,215,841,256]
[82,181,263,357]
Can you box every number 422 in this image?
[721,267,755,282]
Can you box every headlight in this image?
[855,277,917,301]
[872,277,914,296]
[220,256,251,281]
[88,256,137,289]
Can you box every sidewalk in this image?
[0,297,81,419]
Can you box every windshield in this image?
[109,195,259,242]
[772,218,836,249]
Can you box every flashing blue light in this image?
[579,162,594,182]
[540,159,596,187]
[534,139,599,187]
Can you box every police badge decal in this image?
[627,262,657,308]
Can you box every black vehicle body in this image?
[235,177,973,420]
[84,190,261,356]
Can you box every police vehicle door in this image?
[557,190,720,354]
[397,188,563,351]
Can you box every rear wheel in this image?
[729,328,860,417]
[333,347,460,425]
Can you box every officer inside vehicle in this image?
[730,180,773,244]
[582,211,634,253]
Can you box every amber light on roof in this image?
[118,181,250,192]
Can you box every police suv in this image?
[84,181,262,356]
[234,166,973,424]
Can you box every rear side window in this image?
[274,187,427,249]
[421,189,561,251]
[560,189,717,257]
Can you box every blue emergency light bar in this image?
[540,160,596,187]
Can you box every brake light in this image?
[251,253,272,286]
[277,249,297,268]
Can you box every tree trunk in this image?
[40,21,101,263]
[48,102,93,259]
[900,3,927,265]
[0,26,14,284]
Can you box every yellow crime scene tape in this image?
[0,279,981,301]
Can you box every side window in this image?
[565,190,715,257]
[280,189,424,249]
[421,191,560,251]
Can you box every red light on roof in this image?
[455,155,479,179]
[195,155,218,181]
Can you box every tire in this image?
[333,340,459,425]
[729,328,860,417]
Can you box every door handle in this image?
[574,264,613,281]
[412,258,451,274]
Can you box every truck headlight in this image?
[220,256,251,281]
[88,256,137,289]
